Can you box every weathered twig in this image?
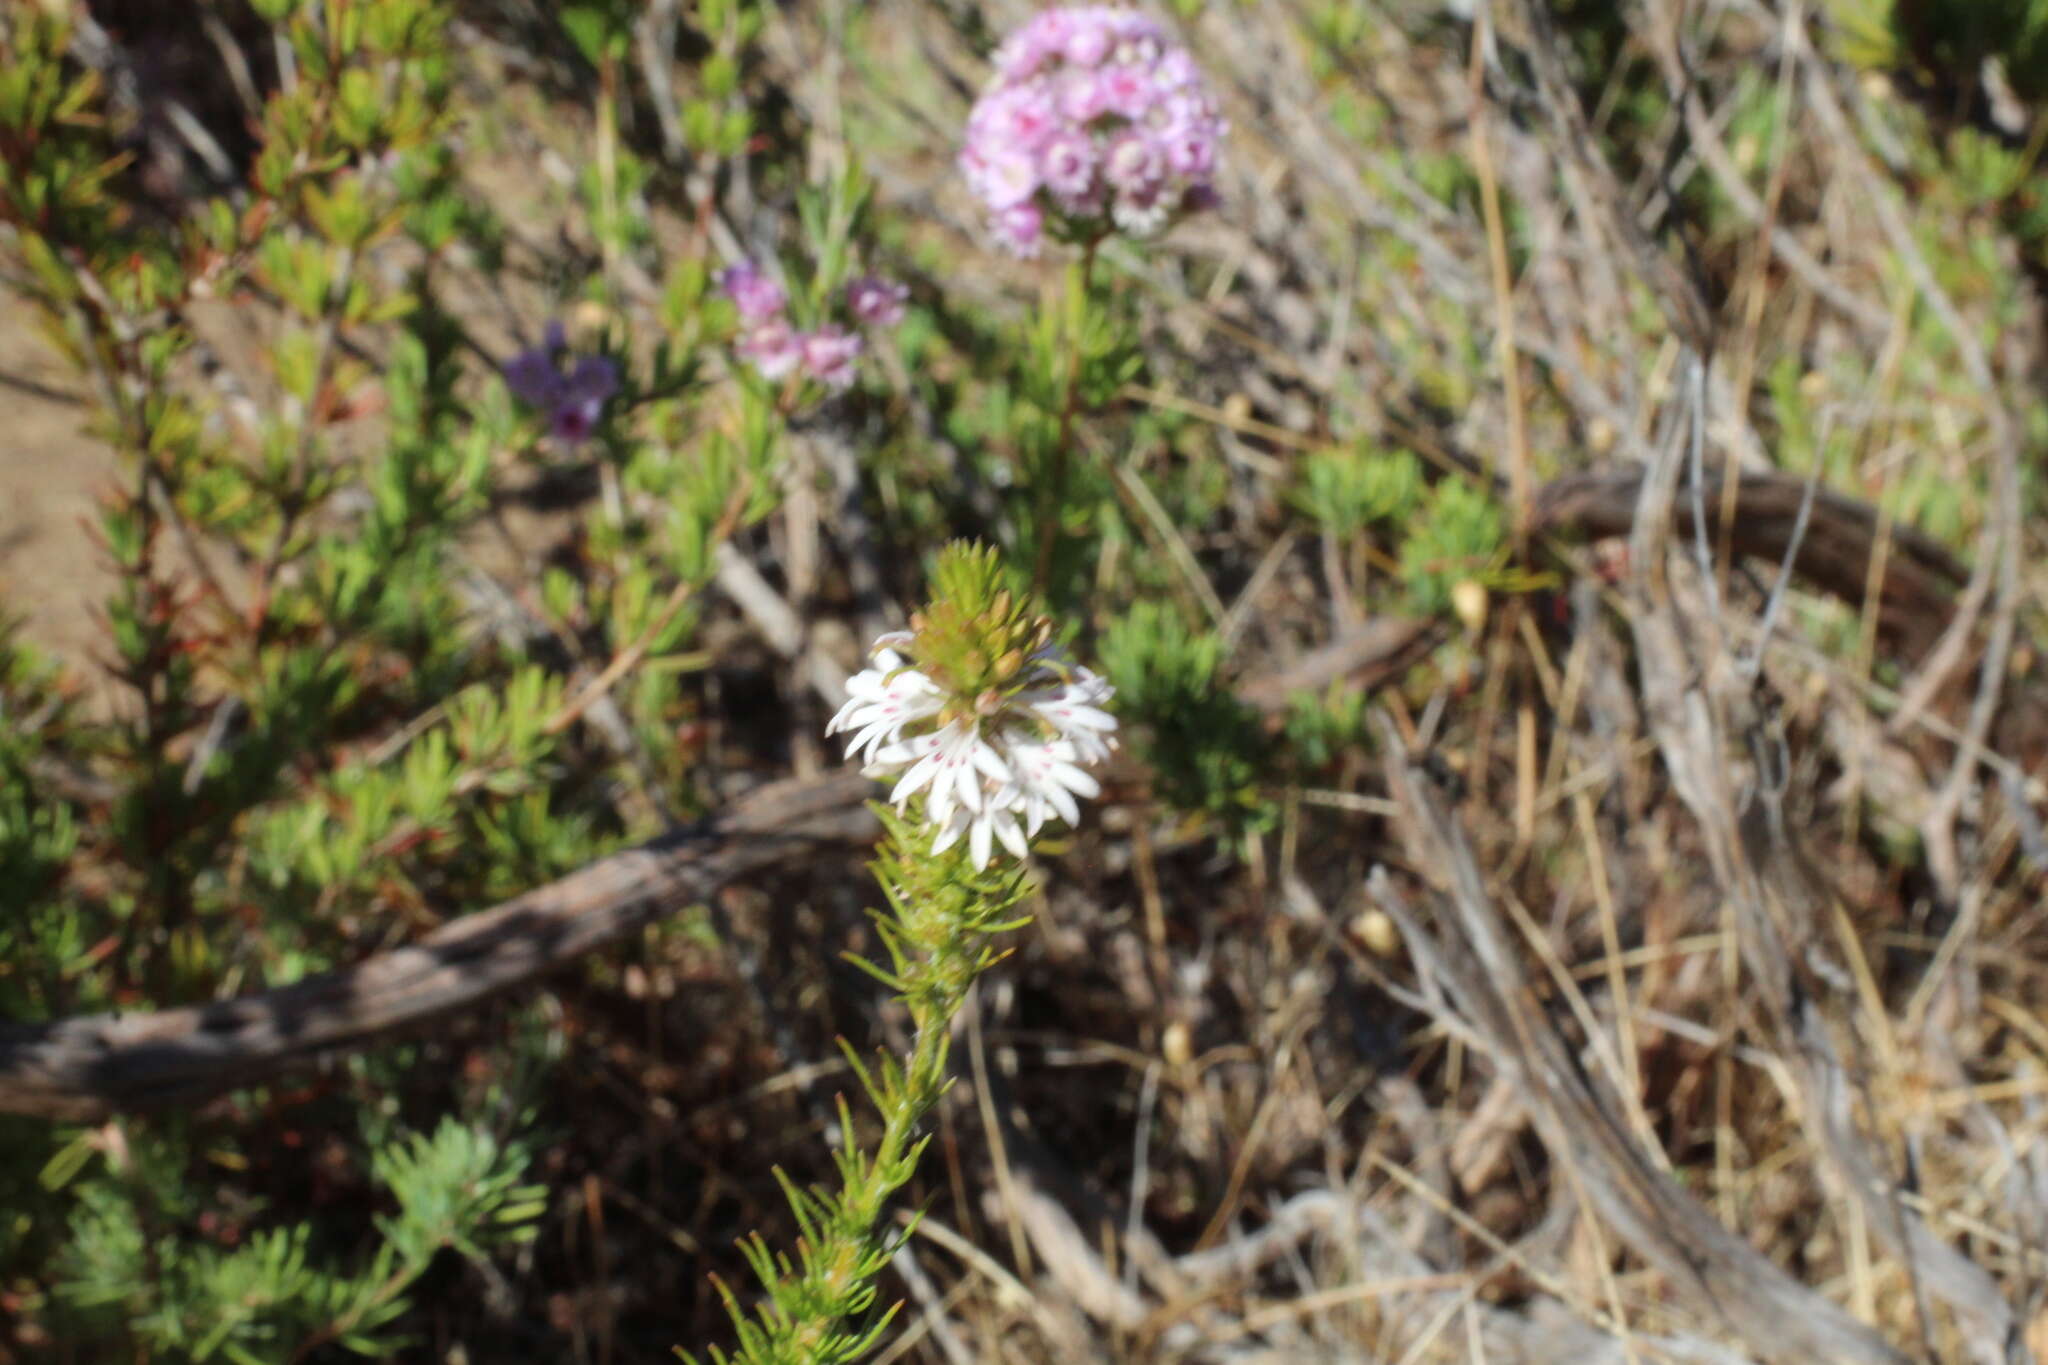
[1535,465,1968,656]
[0,771,878,1122]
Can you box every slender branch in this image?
[1033,237,1100,594]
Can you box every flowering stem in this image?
[703,543,1116,1362]
[697,806,1033,1365]
[1033,237,1100,595]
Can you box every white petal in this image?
[1050,762,1101,798]
[891,750,942,804]
[848,720,904,765]
[928,768,958,824]
[845,670,896,700]
[969,814,994,870]
[995,810,1029,859]
[1053,704,1118,732]
[970,740,1012,786]
[951,746,984,811]
[931,812,964,854]
[872,734,936,767]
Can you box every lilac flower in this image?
[1102,131,1164,193]
[720,262,788,326]
[738,318,804,381]
[962,5,1226,253]
[991,202,1045,257]
[799,326,863,390]
[724,255,901,389]
[1038,130,1096,199]
[503,324,617,446]
[845,275,909,328]
[1063,19,1112,67]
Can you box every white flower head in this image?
[826,574,1118,870]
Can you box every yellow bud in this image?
[1162,1020,1193,1068]
[1450,579,1488,634]
[1587,416,1617,456]
[1349,909,1400,958]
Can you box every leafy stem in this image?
[1034,235,1101,595]
[697,804,1032,1365]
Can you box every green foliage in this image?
[1101,602,1274,833]
[53,1118,539,1364]
[0,0,800,1352]
[1293,444,1423,538]
[1284,683,1372,773]
[1827,0,2048,102]
[1398,478,1507,615]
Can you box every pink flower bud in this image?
[845,275,909,328]
[799,326,863,390]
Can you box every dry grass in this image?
[8,0,2048,1360]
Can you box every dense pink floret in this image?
[962,5,1224,253]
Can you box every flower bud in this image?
[1451,579,1488,635]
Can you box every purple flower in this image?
[549,355,619,444]
[720,262,788,326]
[504,324,617,446]
[504,321,569,407]
[1100,64,1154,120]
[1162,127,1216,178]
[1102,131,1164,193]
[738,318,804,381]
[991,202,1045,258]
[1064,19,1112,67]
[846,275,909,328]
[1038,131,1096,199]
[961,6,1225,255]
[968,145,1040,210]
[1059,69,1114,123]
[799,326,863,390]
[1112,184,1173,238]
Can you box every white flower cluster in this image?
[829,633,1118,869]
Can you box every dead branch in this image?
[0,771,879,1122]
[1535,465,1969,656]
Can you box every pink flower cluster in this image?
[961,6,1225,255]
[722,263,908,391]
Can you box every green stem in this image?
[708,815,1020,1364]
[1033,236,1101,595]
